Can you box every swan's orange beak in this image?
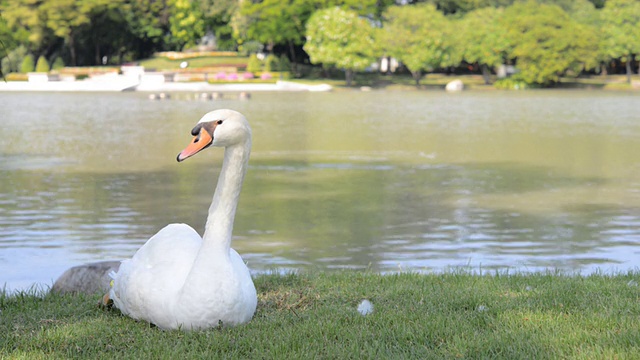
[177,129,213,162]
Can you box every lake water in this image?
[1,90,639,291]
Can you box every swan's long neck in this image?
[177,139,251,307]
[202,139,251,252]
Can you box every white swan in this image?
[105,109,257,330]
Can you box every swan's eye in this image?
[217,120,223,125]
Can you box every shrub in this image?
[278,55,291,72]
[51,57,65,70]
[264,54,279,72]
[1,46,28,75]
[246,54,262,73]
[20,54,35,73]
[35,56,50,72]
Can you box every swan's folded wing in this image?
[111,223,202,320]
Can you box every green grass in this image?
[138,55,248,70]
[2,271,640,359]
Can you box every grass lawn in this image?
[138,55,248,70]
[2,271,639,359]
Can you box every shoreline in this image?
[0,79,333,92]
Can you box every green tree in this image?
[459,7,509,84]
[41,0,90,66]
[20,53,34,73]
[304,7,377,86]
[241,0,392,75]
[121,0,170,60]
[380,4,451,86]
[240,0,310,70]
[601,0,640,83]
[501,0,597,86]
[0,0,53,57]
[35,55,49,72]
[168,0,205,50]
[199,0,238,50]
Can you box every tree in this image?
[240,0,311,72]
[601,0,640,83]
[168,0,205,50]
[380,4,452,86]
[241,0,392,75]
[121,0,170,60]
[199,0,238,50]
[501,0,597,86]
[304,7,377,86]
[0,0,54,57]
[41,0,90,66]
[459,7,509,84]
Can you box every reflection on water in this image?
[1,91,639,291]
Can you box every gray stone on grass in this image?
[51,261,121,295]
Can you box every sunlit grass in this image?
[138,55,248,70]
[2,271,639,358]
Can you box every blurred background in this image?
[1,1,639,292]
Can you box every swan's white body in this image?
[109,109,257,330]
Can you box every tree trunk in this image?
[287,41,297,77]
[69,33,77,66]
[345,69,354,87]
[626,54,632,84]
[411,70,422,87]
[481,63,491,85]
[600,61,608,76]
[95,41,101,65]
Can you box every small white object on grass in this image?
[477,305,487,312]
[357,299,374,316]
[627,280,638,287]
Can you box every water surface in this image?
[1,90,639,291]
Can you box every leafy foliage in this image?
[51,56,65,70]
[501,0,598,85]
[20,53,34,73]
[601,0,640,83]
[168,0,205,51]
[380,4,452,86]
[459,7,509,84]
[1,45,28,75]
[246,54,262,73]
[264,54,279,73]
[35,55,49,72]
[304,7,377,86]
